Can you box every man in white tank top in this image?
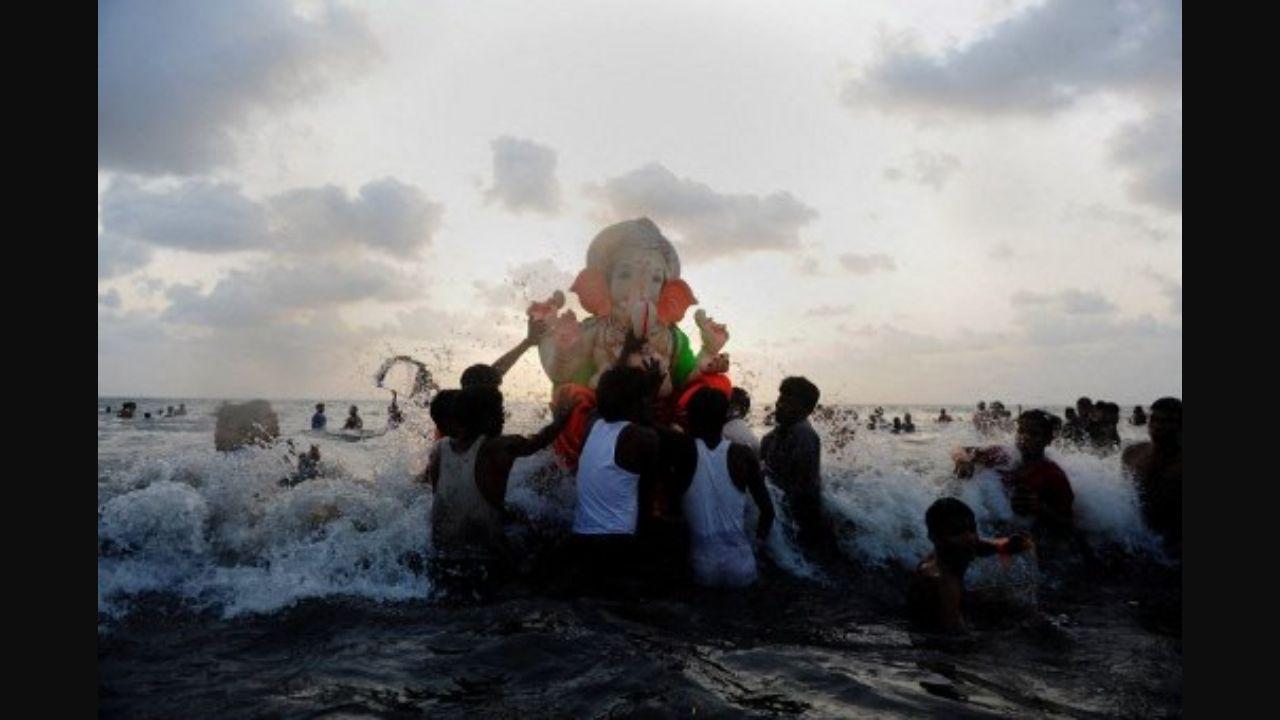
[426,385,574,597]
[666,387,775,588]
[570,365,661,590]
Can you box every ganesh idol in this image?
[525,218,732,467]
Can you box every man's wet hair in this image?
[455,385,503,436]
[315,403,325,412]
[1018,409,1055,435]
[925,497,977,538]
[460,363,503,389]
[729,387,751,415]
[429,389,460,427]
[687,387,729,435]
[1077,396,1093,409]
[597,366,647,422]
[1151,396,1182,420]
[779,376,821,414]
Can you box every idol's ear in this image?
[657,279,697,324]
[570,269,611,317]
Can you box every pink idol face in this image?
[609,247,666,309]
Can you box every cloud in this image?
[793,255,822,275]
[845,0,1181,214]
[1141,268,1182,315]
[98,0,378,175]
[473,259,576,308]
[161,259,418,329]
[270,178,444,257]
[1011,288,1117,315]
[838,253,897,275]
[101,179,272,253]
[844,0,1180,117]
[591,163,818,262]
[484,137,562,214]
[98,232,154,279]
[1111,108,1182,212]
[988,243,1018,261]
[99,289,122,309]
[1064,202,1170,243]
[883,150,962,190]
[100,177,442,257]
[804,304,856,318]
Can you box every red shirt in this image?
[972,447,1074,521]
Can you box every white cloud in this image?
[270,178,444,258]
[838,253,897,275]
[473,259,575,308]
[101,179,271,253]
[98,0,378,175]
[1111,108,1182,212]
[1141,268,1182,315]
[1011,288,1117,315]
[99,289,122,309]
[591,163,818,262]
[804,304,856,318]
[484,137,562,215]
[883,150,962,190]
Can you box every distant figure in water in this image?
[722,387,760,453]
[902,413,916,433]
[105,405,112,414]
[165,405,174,417]
[175,403,187,416]
[1130,405,1148,426]
[1123,397,1181,556]
[1062,397,1092,445]
[387,391,405,430]
[953,410,1075,544]
[426,385,574,597]
[761,376,831,558]
[282,444,322,487]
[143,412,152,420]
[343,405,363,431]
[891,417,903,434]
[937,409,952,423]
[117,402,137,419]
[909,498,1033,633]
[1088,401,1122,453]
[311,403,327,430]
[664,387,775,588]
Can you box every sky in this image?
[98,0,1182,406]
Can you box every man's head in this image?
[1148,397,1182,447]
[1064,407,1077,422]
[455,385,505,438]
[460,364,503,389]
[687,387,729,441]
[316,403,325,413]
[925,497,980,567]
[430,389,461,437]
[977,401,987,411]
[1077,396,1093,415]
[349,405,359,416]
[775,376,820,427]
[1015,409,1055,458]
[597,366,648,422]
[728,387,751,420]
[308,444,321,460]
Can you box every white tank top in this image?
[573,420,640,535]
[431,436,505,558]
[682,438,758,587]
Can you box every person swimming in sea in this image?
[909,497,1033,633]
[343,405,363,431]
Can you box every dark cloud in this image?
[838,253,897,275]
[99,289,122,309]
[98,0,378,175]
[591,163,818,262]
[845,0,1180,117]
[484,137,562,215]
[1064,203,1170,243]
[100,177,442,257]
[98,232,154,279]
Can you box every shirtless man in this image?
[1122,397,1181,555]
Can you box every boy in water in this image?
[425,385,574,598]
[953,410,1075,542]
[1122,397,1181,555]
[909,497,1033,633]
[760,376,830,557]
[343,405,363,431]
[663,387,775,587]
